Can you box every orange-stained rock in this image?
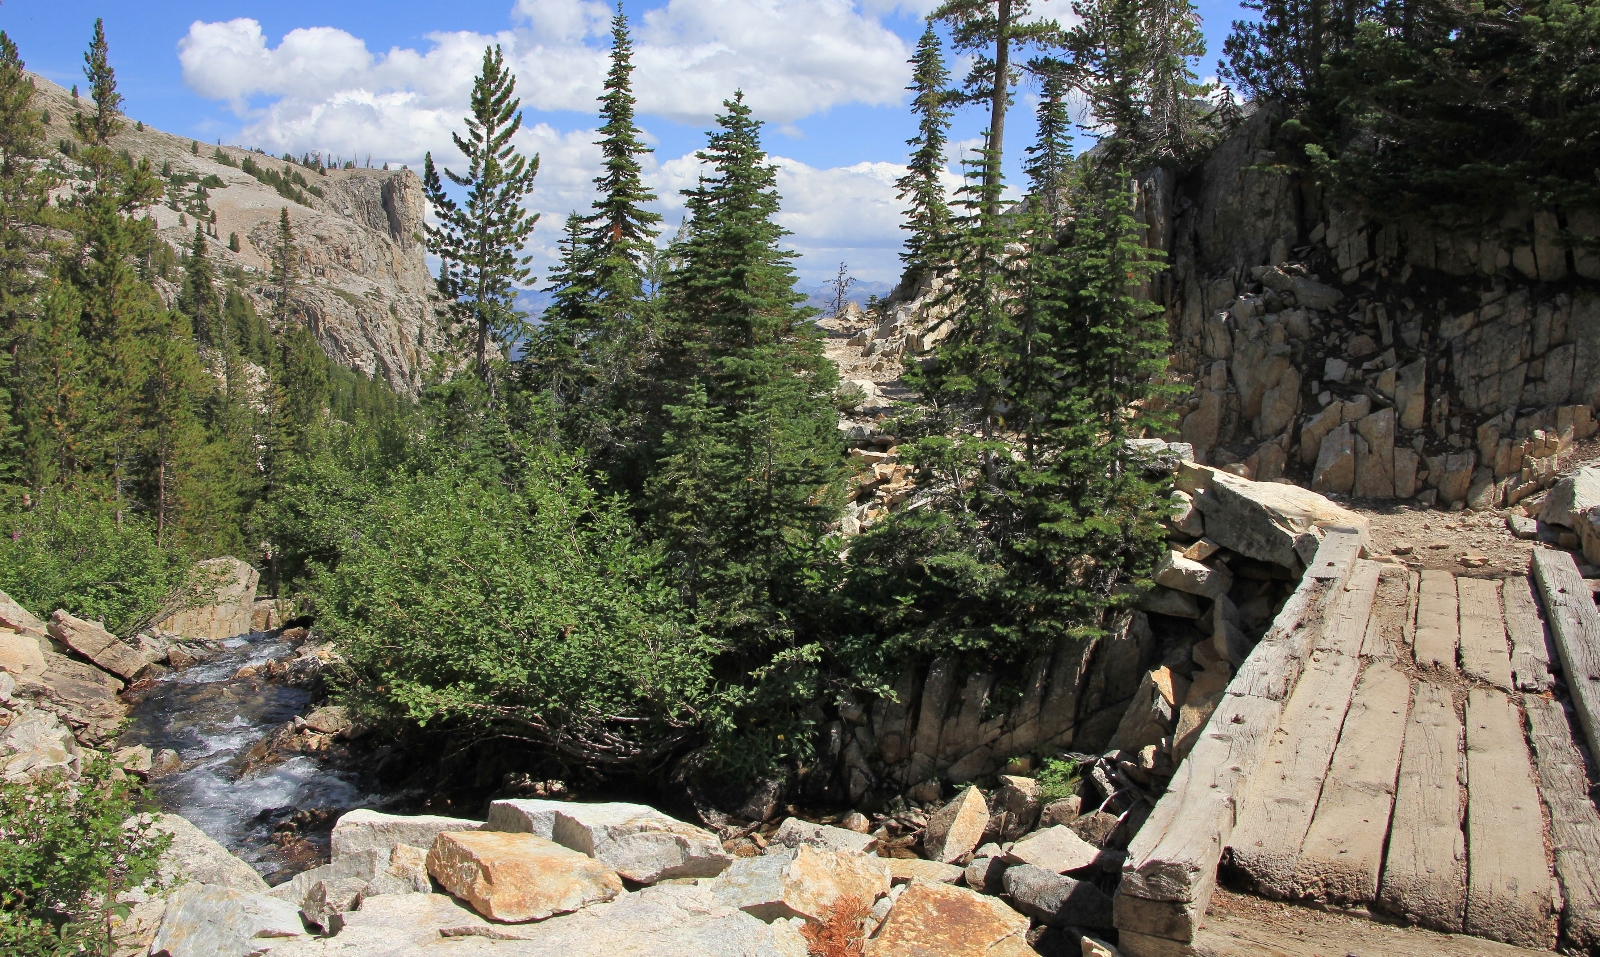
[426,830,622,923]
[710,843,890,922]
[865,879,1033,957]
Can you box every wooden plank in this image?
[1458,577,1513,690]
[1463,687,1556,948]
[1231,562,1379,897]
[1120,691,1281,904]
[1379,680,1466,932]
[1361,565,1412,659]
[1524,695,1600,950]
[1117,531,1368,948]
[1502,575,1553,693]
[1533,548,1600,761]
[1415,569,1461,671]
[1294,659,1412,903]
[1307,528,1366,580]
[1465,691,1548,953]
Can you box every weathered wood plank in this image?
[1117,531,1367,948]
[1502,575,1553,694]
[1458,577,1513,690]
[1294,659,1412,903]
[1524,694,1600,950]
[1379,679,1466,932]
[1463,686,1556,948]
[1360,565,1411,659]
[1415,569,1460,671]
[1533,548,1600,761]
[1231,562,1379,897]
[1120,691,1281,903]
[1307,528,1366,580]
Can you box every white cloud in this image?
[178,1,912,161]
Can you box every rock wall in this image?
[1151,108,1600,509]
[30,74,448,397]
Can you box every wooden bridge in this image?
[1115,530,1600,956]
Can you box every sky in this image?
[1,0,1248,285]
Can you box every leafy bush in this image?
[0,759,171,956]
[318,439,718,771]
[1036,756,1081,803]
[0,488,196,635]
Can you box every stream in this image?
[118,633,379,884]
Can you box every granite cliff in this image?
[33,74,445,397]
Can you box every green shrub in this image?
[0,758,171,956]
[0,488,196,635]
[1036,756,1081,803]
[318,440,718,769]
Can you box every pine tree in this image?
[270,207,296,326]
[422,45,540,383]
[651,92,842,647]
[930,1,1064,211]
[533,212,596,410]
[895,24,953,278]
[1070,0,1216,166]
[0,32,50,493]
[1002,174,1173,639]
[177,227,220,346]
[585,5,661,305]
[1023,58,1075,217]
[142,308,211,546]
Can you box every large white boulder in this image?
[486,799,732,884]
[149,885,305,957]
[1188,464,1367,568]
[330,808,480,861]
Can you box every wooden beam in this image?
[1463,687,1555,948]
[1533,548,1600,761]
[1116,530,1366,948]
[1458,577,1513,691]
[1231,562,1378,898]
[1501,575,1552,693]
[1524,695,1600,950]
[1295,659,1411,903]
[1414,569,1459,671]
[1379,679,1466,932]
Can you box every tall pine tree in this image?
[651,92,842,650]
[930,1,1063,211]
[177,227,219,346]
[422,45,539,384]
[895,24,953,279]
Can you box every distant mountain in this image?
[797,279,895,314]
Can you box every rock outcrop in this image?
[29,74,447,397]
[156,558,260,641]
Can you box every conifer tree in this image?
[930,1,1063,210]
[270,207,296,326]
[422,45,540,383]
[534,212,595,409]
[1023,58,1075,217]
[0,32,49,492]
[1070,0,1215,166]
[585,5,660,305]
[177,227,219,346]
[895,24,953,277]
[142,308,211,546]
[651,92,841,646]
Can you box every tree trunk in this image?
[987,0,1013,215]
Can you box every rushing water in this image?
[119,633,379,883]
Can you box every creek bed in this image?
[119,633,377,884]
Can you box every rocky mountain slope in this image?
[33,74,445,397]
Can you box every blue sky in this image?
[1,0,1249,284]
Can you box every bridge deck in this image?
[1117,546,1600,956]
